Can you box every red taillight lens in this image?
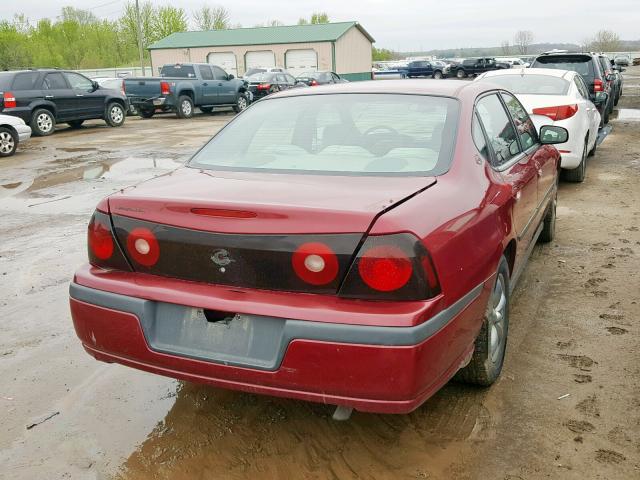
[3,92,16,109]
[532,104,578,121]
[88,219,114,260]
[292,242,339,285]
[310,79,318,86]
[256,83,271,90]
[594,79,603,92]
[126,228,160,267]
[160,81,171,96]
[358,245,413,292]
[121,80,126,96]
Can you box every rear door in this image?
[9,72,42,112]
[574,75,600,146]
[476,93,538,258]
[197,65,218,104]
[41,72,75,120]
[64,72,104,117]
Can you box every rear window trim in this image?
[187,92,461,178]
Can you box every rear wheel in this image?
[588,136,597,157]
[433,70,443,79]
[562,140,587,183]
[0,127,17,157]
[456,256,510,386]
[233,94,248,113]
[105,102,125,127]
[68,120,84,129]
[539,190,557,243]
[603,106,610,124]
[139,107,155,119]
[30,108,55,136]
[176,95,194,119]
[456,69,466,79]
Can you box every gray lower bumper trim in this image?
[70,282,484,370]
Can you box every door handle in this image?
[45,95,54,99]
[76,94,84,97]
[203,82,208,86]
[218,83,223,86]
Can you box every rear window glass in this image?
[0,73,14,90]
[298,71,320,79]
[12,72,39,90]
[160,65,196,78]
[482,74,569,95]
[189,94,460,176]
[247,73,276,82]
[532,56,595,78]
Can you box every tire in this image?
[603,106,610,124]
[588,137,597,157]
[68,120,84,129]
[30,108,55,136]
[456,256,510,386]
[105,102,125,127]
[0,127,17,157]
[539,188,557,243]
[176,95,194,119]
[433,70,443,79]
[562,140,587,183]
[200,106,213,113]
[456,69,466,79]
[232,94,248,113]
[139,107,154,119]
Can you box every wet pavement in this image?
[1,73,640,479]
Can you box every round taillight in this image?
[126,228,160,267]
[358,245,413,292]
[88,221,114,260]
[292,242,339,285]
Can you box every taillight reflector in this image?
[3,92,16,109]
[358,245,413,292]
[160,81,171,96]
[88,220,114,260]
[126,228,160,267]
[593,79,603,92]
[292,242,339,285]
[256,83,271,90]
[121,80,126,96]
[532,104,578,121]
[310,79,318,86]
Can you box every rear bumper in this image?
[69,271,488,413]
[0,108,31,123]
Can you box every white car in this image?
[476,68,600,182]
[0,114,31,157]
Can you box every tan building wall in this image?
[150,42,333,76]
[335,27,372,75]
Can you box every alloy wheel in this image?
[0,131,15,154]
[37,113,53,133]
[488,273,507,363]
[237,96,247,111]
[110,105,124,124]
[181,100,192,116]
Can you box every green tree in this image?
[121,1,156,51]
[193,5,230,30]
[152,6,187,41]
[372,47,395,61]
[298,13,329,25]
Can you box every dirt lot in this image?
[1,71,639,480]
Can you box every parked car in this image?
[614,54,630,66]
[0,113,31,157]
[0,69,128,136]
[610,59,624,105]
[246,72,303,100]
[94,77,139,115]
[296,71,347,86]
[124,63,251,118]
[477,68,600,182]
[70,79,566,416]
[243,67,288,77]
[531,52,613,125]
[597,54,622,109]
[405,60,448,79]
[496,57,530,67]
[450,58,511,78]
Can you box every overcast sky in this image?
[2,0,639,51]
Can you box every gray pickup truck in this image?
[124,63,251,118]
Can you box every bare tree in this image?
[298,12,329,25]
[514,30,534,54]
[193,5,230,30]
[589,29,621,52]
[255,19,284,27]
[500,40,511,55]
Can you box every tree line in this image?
[0,4,331,70]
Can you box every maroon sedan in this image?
[70,80,566,415]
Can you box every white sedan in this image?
[476,68,600,183]
[0,114,31,157]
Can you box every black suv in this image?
[531,52,613,125]
[0,69,128,136]
[450,58,510,78]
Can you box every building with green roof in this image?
[148,22,374,81]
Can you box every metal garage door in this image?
[285,49,318,77]
[207,52,237,77]
[245,51,276,73]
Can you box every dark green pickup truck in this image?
[124,63,251,118]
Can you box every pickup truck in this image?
[405,60,449,79]
[450,58,511,78]
[124,63,251,118]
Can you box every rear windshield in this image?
[245,68,266,77]
[247,73,276,82]
[189,93,460,176]
[160,65,196,78]
[298,71,320,79]
[483,74,570,95]
[0,73,14,91]
[532,56,595,78]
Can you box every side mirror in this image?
[228,74,235,80]
[92,81,99,91]
[605,73,614,81]
[539,125,569,145]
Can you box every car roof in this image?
[271,79,500,100]
[480,67,574,80]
